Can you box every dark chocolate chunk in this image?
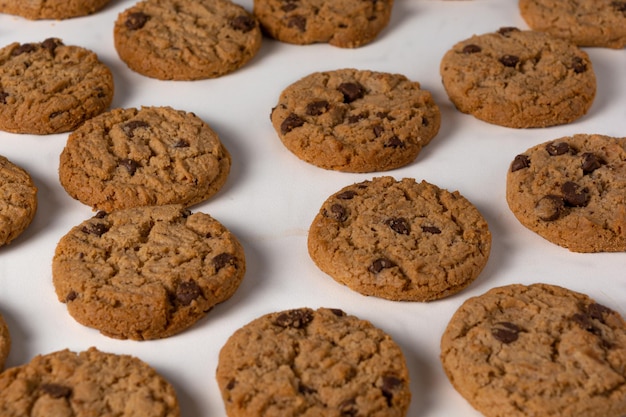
[421,225,441,234]
[280,113,305,134]
[40,383,72,399]
[336,190,357,200]
[94,211,108,219]
[611,1,626,14]
[176,280,203,306]
[126,12,149,30]
[581,152,603,174]
[230,15,256,32]
[497,27,520,36]
[373,125,384,137]
[570,56,588,74]
[120,158,140,176]
[122,120,149,137]
[305,100,329,116]
[535,195,565,221]
[369,257,396,274]
[0,91,8,104]
[42,38,62,55]
[587,303,614,323]
[384,136,404,148]
[11,43,36,56]
[500,54,520,68]
[546,142,571,156]
[337,82,365,103]
[329,308,346,317]
[462,44,482,54]
[386,218,410,235]
[511,154,530,172]
[81,222,109,237]
[380,375,403,406]
[212,253,237,271]
[572,313,602,336]
[491,322,521,344]
[287,15,306,31]
[326,204,348,222]
[173,139,190,148]
[274,309,314,329]
[561,181,589,207]
[65,291,77,302]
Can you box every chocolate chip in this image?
[373,125,384,137]
[571,56,588,74]
[0,91,9,104]
[581,152,603,174]
[511,154,530,172]
[126,12,149,30]
[329,308,346,317]
[611,1,626,13]
[120,158,140,176]
[274,309,314,329]
[11,43,36,56]
[421,225,441,234]
[572,313,602,336]
[535,195,565,221]
[121,120,149,137]
[40,383,72,399]
[230,15,256,32]
[81,222,109,237]
[497,27,520,36]
[588,303,614,323]
[546,142,571,156]
[305,100,329,116]
[337,82,365,103]
[281,3,298,12]
[326,204,347,222]
[42,38,62,55]
[336,190,357,200]
[369,257,396,274]
[500,54,519,68]
[212,253,237,271]
[491,322,521,344]
[94,211,108,219]
[339,398,357,416]
[226,379,237,390]
[386,218,410,235]
[561,181,589,207]
[287,15,306,31]
[65,291,77,302]
[384,136,405,148]
[173,139,190,148]
[462,44,482,54]
[380,375,403,406]
[176,280,203,306]
[280,113,305,134]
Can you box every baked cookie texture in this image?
[0,155,38,247]
[440,27,596,128]
[0,38,114,134]
[52,205,246,340]
[271,69,441,172]
[216,307,411,417]
[519,0,626,49]
[0,313,9,371]
[59,106,231,212]
[506,134,626,252]
[308,176,491,301]
[0,0,111,20]
[0,347,181,417]
[114,0,262,80]
[440,283,626,417]
[253,0,394,48]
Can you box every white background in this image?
[1,1,625,415]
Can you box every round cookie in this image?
[307,176,491,301]
[440,283,626,417]
[114,0,262,80]
[271,69,441,172]
[59,106,231,212]
[0,155,38,247]
[0,0,111,20]
[506,134,626,252]
[0,313,9,371]
[519,0,626,49]
[440,27,596,128]
[52,204,246,340]
[0,38,114,135]
[0,347,181,416]
[216,307,411,417]
[253,0,394,48]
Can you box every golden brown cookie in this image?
[0,38,114,135]
[440,27,596,128]
[271,69,441,172]
[253,0,394,48]
[216,307,411,417]
[58,106,231,212]
[0,347,181,416]
[0,0,111,20]
[441,283,626,417]
[52,205,246,340]
[506,134,626,252]
[307,177,491,301]
[0,312,9,371]
[0,155,38,247]
[114,0,262,80]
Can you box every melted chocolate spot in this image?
[176,280,202,306]
[588,303,614,322]
[571,56,588,74]
[500,54,520,68]
[491,322,521,343]
[535,195,565,221]
[230,15,256,32]
[280,113,305,134]
[126,12,149,30]
[336,190,357,200]
[421,225,441,234]
[373,125,384,137]
[81,223,109,237]
[42,38,62,55]
[384,136,404,148]
[326,204,347,222]
[213,253,237,271]
[122,120,149,137]
[11,43,35,56]
[274,309,314,329]
[305,100,329,116]
[612,1,626,14]
[511,154,530,172]
[347,113,367,124]
[369,257,396,274]
[94,211,108,219]
[120,158,140,175]
[581,153,603,174]
[40,383,72,399]
[497,27,520,36]
[572,313,602,336]
[561,181,589,207]
[330,308,346,317]
[386,218,410,235]
[381,375,403,406]
[462,44,482,54]
[287,15,306,31]
[337,82,365,103]
[546,142,571,156]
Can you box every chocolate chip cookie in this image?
[0,313,9,371]
[114,0,262,80]
[216,307,411,417]
[271,69,441,172]
[440,283,626,417]
[440,27,596,128]
[52,205,246,340]
[0,38,114,134]
[253,0,394,48]
[307,176,492,301]
[519,0,626,49]
[0,347,181,416]
[506,134,626,252]
[58,106,231,212]
[0,155,38,247]
[0,0,111,20]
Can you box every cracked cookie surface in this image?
[114,0,262,80]
[0,38,113,134]
[59,106,231,212]
[0,155,38,247]
[216,307,410,417]
[271,69,440,172]
[506,134,626,252]
[0,347,180,416]
[440,283,626,417]
[307,176,491,301]
[52,205,245,340]
[440,27,596,128]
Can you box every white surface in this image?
[1,1,625,415]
